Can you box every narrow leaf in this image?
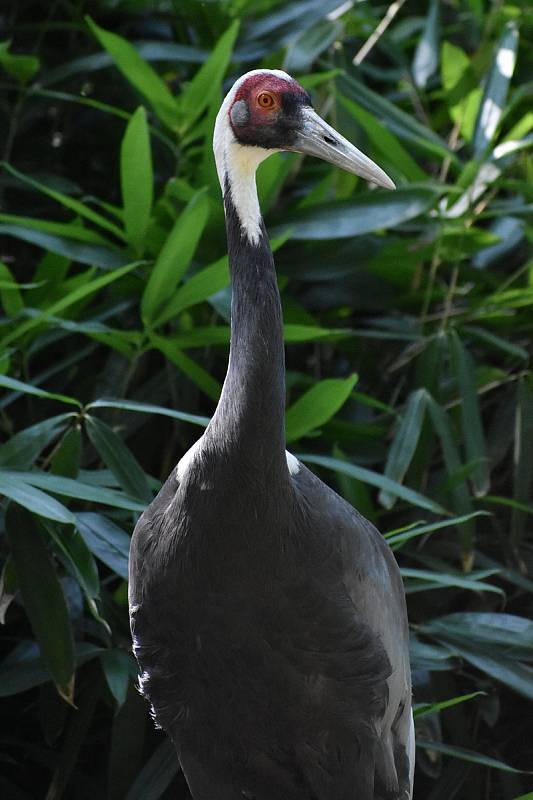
[300,454,448,515]
[0,473,75,524]
[0,375,80,407]
[380,389,427,508]
[449,331,489,496]
[273,187,439,240]
[286,375,357,442]
[417,739,529,774]
[412,0,440,89]
[87,398,209,428]
[75,512,130,579]
[178,21,240,131]
[5,505,75,702]
[121,107,153,255]
[414,690,485,718]
[85,416,152,503]
[1,470,144,512]
[86,17,178,130]
[142,190,209,326]
[473,23,519,156]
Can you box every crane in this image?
[129,69,414,800]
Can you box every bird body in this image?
[129,70,414,799]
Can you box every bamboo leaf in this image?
[0,414,73,469]
[473,22,519,156]
[5,505,75,703]
[0,261,142,349]
[417,739,529,774]
[121,107,153,256]
[85,17,179,130]
[87,398,209,427]
[76,513,130,579]
[286,374,357,441]
[449,331,489,497]
[1,163,126,242]
[273,187,440,240]
[0,470,144,512]
[414,690,485,718]
[412,0,440,89]
[300,454,448,515]
[177,21,240,131]
[380,389,427,509]
[0,473,75,524]
[142,190,209,326]
[85,416,152,503]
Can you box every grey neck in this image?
[207,184,287,479]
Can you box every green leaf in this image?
[87,398,209,428]
[412,0,440,89]
[420,612,533,660]
[121,107,153,256]
[286,374,357,442]
[1,470,144,512]
[142,190,210,326]
[511,376,533,547]
[0,223,127,269]
[85,17,178,130]
[0,414,73,470]
[449,331,489,497]
[338,75,455,164]
[76,513,130,579]
[0,473,75,524]
[473,21,519,155]
[5,505,75,703]
[85,416,152,503]
[0,375,81,407]
[0,260,23,315]
[379,389,427,509]
[300,454,448,515]
[177,21,240,132]
[414,690,485,718]
[339,96,426,182]
[1,162,126,242]
[150,333,221,401]
[273,187,439,240]
[51,426,82,478]
[402,567,503,596]
[416,739,530,774]
[385,511,489,549]
[0,260,142,349]
[157,255,229,322]
[41,519,104,628]
[0,40,39,82]
[426,394,475,556]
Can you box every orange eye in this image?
[257,92,275,109]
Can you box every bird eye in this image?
[257,92,275,109]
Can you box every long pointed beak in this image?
[288,106,395,190]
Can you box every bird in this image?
[129,69,414,800]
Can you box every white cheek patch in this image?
[213,69,291,246]
[285,450,300,476]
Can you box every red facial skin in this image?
[233,74,309,126]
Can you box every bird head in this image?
[214,69,394,191]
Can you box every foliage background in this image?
[1,0,533,798]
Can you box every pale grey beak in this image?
[289,106,395,191]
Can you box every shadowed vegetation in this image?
[1,1,532,798]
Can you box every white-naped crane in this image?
[129,70,414,800]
